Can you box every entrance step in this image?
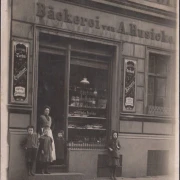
[49,165,67,173]
[29,173,85,180]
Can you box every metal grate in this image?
[147,150,169,176]
[67,142,106,149]
[148,105,171,116]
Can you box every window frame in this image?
[148,53,168,107]
[145,48,172,116]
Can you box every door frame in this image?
[33,26,121,143]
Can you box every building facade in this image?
[4,0,178,180]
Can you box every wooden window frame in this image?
[145,48,172,116]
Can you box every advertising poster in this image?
[11,41,29,103]
[123,59,137,112]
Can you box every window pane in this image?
[149,54,156,73]
[155,78,166,97]
[148,76,155,94]
[155,57,167,76]
[148,95,154,106]
[69,64,108,146]
[155,97,165,107]
[148,53,170,110]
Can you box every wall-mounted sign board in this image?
[11,41,29,104]
[123,59,137,112]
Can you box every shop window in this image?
[147,53,171,116]
[37,33,114,171]
[147,150,169,176]
[67,62,109,149]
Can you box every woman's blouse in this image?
[40,115,52,128]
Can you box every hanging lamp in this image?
[80,77,90,84]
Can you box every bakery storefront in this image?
[9,0,176,180]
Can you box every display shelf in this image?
[68,127,106,131]
[68,64,108,149]
[69,105,106,110]
[68,115,106,120]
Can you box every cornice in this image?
[103,0,176,16]
[53,0,176,27]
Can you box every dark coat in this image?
[38,135,53,162]
[55,137,65,159]
[108,139,121,158]
[21,133,39,149]
[107,138,121,166]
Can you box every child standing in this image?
[22,126,39,176]
[107,131,121,180]
[55,130,66,165]
[39,128,53,174]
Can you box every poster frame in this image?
[123,58,137,112]
[10,40,30,104]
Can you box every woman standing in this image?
[107,131,121,180]
[39,106,56,162]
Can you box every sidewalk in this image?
[87,176,172,180]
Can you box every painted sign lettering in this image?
[11,41,29,103]
[36,3,173,44]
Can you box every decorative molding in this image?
[119,133,174,140]
[53,0,176,27]
[8,104,32,111]
[9,129,27,133]
[106,0,176,12]
[37,26,119,47]
[68,149,107,152]
[120,113,175,123]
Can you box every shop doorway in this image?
[36,32,115,174]
[37,52,67,166]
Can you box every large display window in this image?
[37,33,113,153]
[68,62,109,149]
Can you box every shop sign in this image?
[11,41,29,103]
[123,59,137,112]
[36,2,173,44]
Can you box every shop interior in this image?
[37,52,66,166]
[37,33,114,168]
[68,64,108,148]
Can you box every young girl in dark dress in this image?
[108,131,121,180]
[39,128,53,174]
[55,130,66,165]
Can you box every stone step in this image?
[49,165,67,173]
[29,173,85,180]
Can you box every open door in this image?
[37,50,68,170]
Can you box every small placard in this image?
[11,41,29,103]
[123,59,137,112]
